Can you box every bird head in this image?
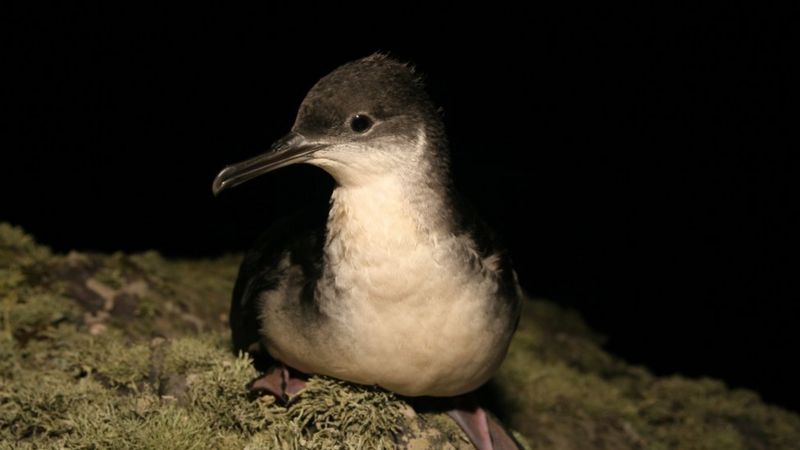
[213,54,447,194]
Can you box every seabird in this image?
[213,54,522,449]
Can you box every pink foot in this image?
[248,363,307,404]
[447,404,521,450]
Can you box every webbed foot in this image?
[447,399,521,450]
[248,363,307,404]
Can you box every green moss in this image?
[1,223,798,449]
[0,223,51,268]
[0,311,413,449]
[286,377,405,449]
[494,302,800,449]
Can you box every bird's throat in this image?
[320,175,458,303]
[324,176,450,258]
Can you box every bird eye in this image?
[349,114,373,133]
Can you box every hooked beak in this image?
[212,132,326,196]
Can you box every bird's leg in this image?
[248,363,307,404]
[447,397,521,450]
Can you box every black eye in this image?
[350,114,373,133]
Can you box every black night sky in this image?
[4,5,795,410]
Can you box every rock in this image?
[1,222,798,449]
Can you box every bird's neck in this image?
[319,172,464,305]
[325,173,454,252]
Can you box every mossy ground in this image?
[1,223,798,449]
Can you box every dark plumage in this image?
[230,208,327,363]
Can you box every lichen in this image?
[1,222,798,449]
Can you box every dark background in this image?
[4,5,795,410]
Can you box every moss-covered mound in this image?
[1,223,798,449]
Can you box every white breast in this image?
[263,178,515,397]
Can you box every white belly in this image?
[324,246,511,396]
[263,232,514,396]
